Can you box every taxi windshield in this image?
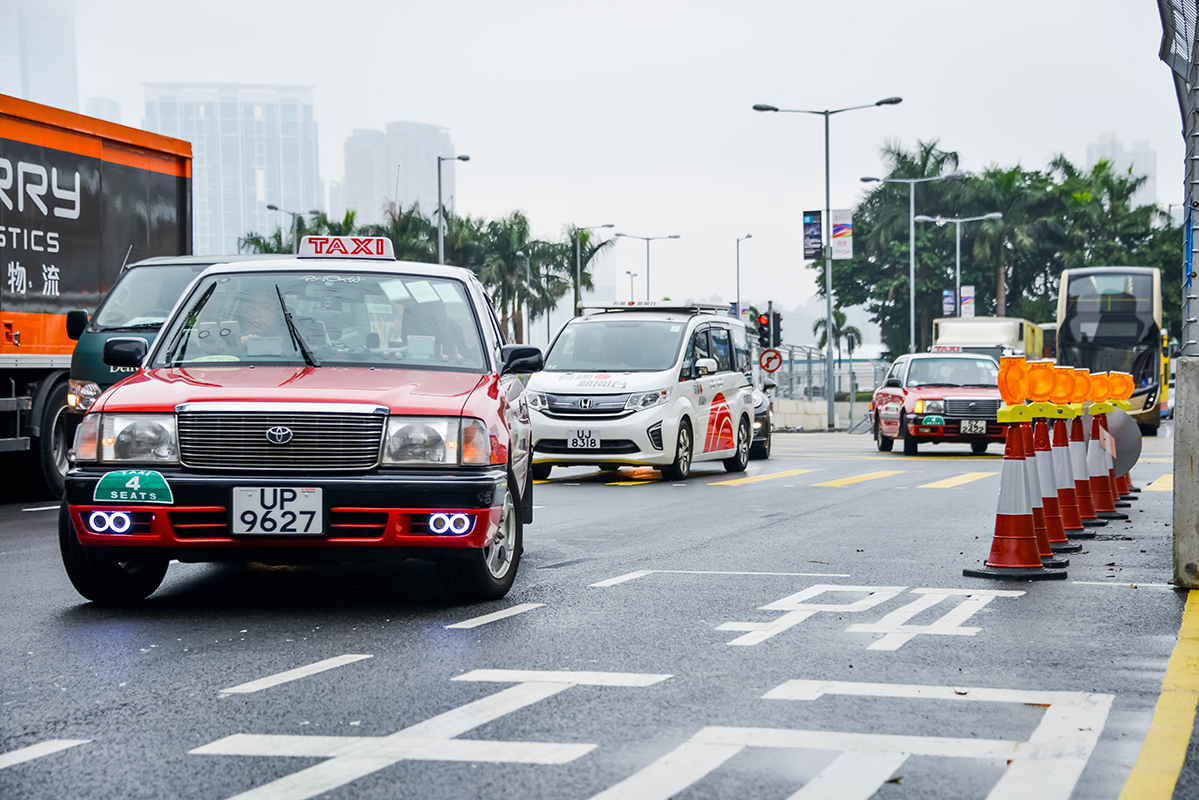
[905,358,999,388]
[545,318,687,372]
[151,270,486,371]
[93,264,211,330]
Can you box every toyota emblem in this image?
[577,398,593,410]
[266,426,294,445]
[968,402,978,411]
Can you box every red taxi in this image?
[871,353,1004,455]
[60,237,542,603]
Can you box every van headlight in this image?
[100,414,179,463]
[625,388,672,411]
[527,392,548,411]
[68,379,102,412]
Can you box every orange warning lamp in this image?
[1088,371,1111,403]
[1025,361,1056,402]
[998,356,1028,405]
[1110,372,1135,401]
[1049,366,1076,405]
[1070,369,1091,404]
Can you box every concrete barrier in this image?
[1174,357,1199,588]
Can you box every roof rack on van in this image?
[580,301,733,316]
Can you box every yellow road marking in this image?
[607,480,659,486]
[709,469,818,486]
[918,471,998,489]
[812,470,904,487]
[1118,591,1199,800]
[1145,474,1173,492]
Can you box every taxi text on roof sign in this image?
[298,236,396,260]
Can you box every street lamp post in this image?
[614,232,680,300]
[625,270,638,300]
[437,154,470,265]
[266,205,321,254]
[913,212,1003,316]
[861,172,965,352]
[574,224,615,316]
[736,234,752,320]
[515,249,532,344]
[753,96,902,429]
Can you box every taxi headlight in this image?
[68,379,102,412]
[625,388,672,411]
[914,399,944,415]
[73,414,101,462]
[383,417,459,465]
[527,392,548,411]
[101,414,179,463]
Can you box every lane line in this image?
[812,470,904,488]
[0,740,90,770]
[918,471,998,489]
[1145,474,1173,492]
[708,469,817,486]
[21,505,59,512]
[590,569,850,588]
[607,480,659,486]
[456,669,671,687]
[446,603,544,629]
[1117,590,1199,800]
[220,654,373,695]
[1073,582,1175,589]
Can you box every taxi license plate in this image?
[232,487,322,535]
[961,419,987,435]
[568,429,600,449]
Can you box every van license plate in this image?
[233,487,322,535]
[961,420,987,435]
[569,430,600,449]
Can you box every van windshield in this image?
[93,264,211,330]
[545,319,687,372]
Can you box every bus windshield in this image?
[1059,270,1159,388]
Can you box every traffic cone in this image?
[1098,416,1133,508]
[1117,472,1135,499]
[1053,418,1095,539]
[1089,414,1128,521]
[1071,416,1108,527]
[964,424,1065,581]
[1023,423,1068,568]
[1035,419,1081,554]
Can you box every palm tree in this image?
[479,213,534,342]
[812,309,863,367]
[358,203,435,263]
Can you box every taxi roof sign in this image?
[298,236,395,260]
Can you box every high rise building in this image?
[1086,133,1157,209]
[0,0,78,112]
[386,121,457,217]
[343,130,389,226]
[143,84,321,255]
[84,97,121,125]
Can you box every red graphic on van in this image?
[705,392,734,452]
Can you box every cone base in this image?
[1050,541,1083,553]
[1096,511,1129,520]
[1114,501,1131,508]
[1128,486,1142,493]
[963,565,1067,581]
[1066,529,1098,539]
[1120,494,1137,501]
[1041,555,1069,568]
[1079,518,1109,527]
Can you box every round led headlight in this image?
[448,513,471,534]
[428,513,451,534]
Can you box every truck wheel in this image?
[723,417,750,473]
[438,474,522,602]
[663,420,693,480]
[901,414,918,455]
[37,380,72,498]
[530,463,552,480]
[875,414,893,452]
[58,501,168,602]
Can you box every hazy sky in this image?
[75,0,1181,312]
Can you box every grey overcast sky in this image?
[76,0,1181,312]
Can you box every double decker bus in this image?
[1056,266,1161,433]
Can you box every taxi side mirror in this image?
[696,357,718,376]
[884,377,902,388]
[103,337,148,368]
[501,345,543,375]
[66,310,89,341]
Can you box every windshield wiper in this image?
[275,285,320,368]
[164,283,216,365]
[960,383,998,388]
[102,322,163,331]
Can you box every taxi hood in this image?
[526,370,676,395]
[95,367,487,416]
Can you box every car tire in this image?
[750,430,771,460]
[971,441,988,455]
[439,473,522,602]
[58,501,168,603]
[901,414,918,456]
[663,420,693,481]
[723,417,751,473]
[530,463,552,481]
[875,414,893,452]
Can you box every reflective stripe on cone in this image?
[1053,418,1094,538]
[1023,423,1068,567]
[1035,419,1079,554]
[1071,417,1107,526]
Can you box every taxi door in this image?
[876,356,909,438]
[679,324,714,453]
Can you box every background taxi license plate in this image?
[961,419,987,435]
[568,429,600,449]
[233,487,322,535]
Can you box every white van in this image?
[527,303,756,480]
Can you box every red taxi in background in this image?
[60,236,542,603]
[871,353,1004,456]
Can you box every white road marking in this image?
[590,569,850,588]
[594,679,1112,800]
[717,585,905,646]
[532,505,545,509]
[846,588,1024,650]
[1073,581,1174,589]
[445,603,544,629]
[20,505,59,512]
[0,739,90,770]
[193,670,670,800]
[219,655,373,695]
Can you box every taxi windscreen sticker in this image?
[93,470,175,504]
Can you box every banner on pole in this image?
[802,211,822,260]
[831,209,853,260]
[961,285,975,318]
[942,290,955,317]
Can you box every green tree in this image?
[812,309,863,367]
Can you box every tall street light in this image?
[614,232,680,300]
[913,212,1003,317]
[437,154,470,265]
[753,96,902,430]
[266,205,320,254]
[625,270,638,300]
[574,224,614,316]
[736,233,752,320]
[515,249,532,344]
[861,172,966,353]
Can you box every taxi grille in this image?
[178,412,385,471]
[944,398,1000,419]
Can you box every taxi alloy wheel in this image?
[723,417,750,473]
[875,414,894,452]
[438,474,522,602]
[663,421,692,480]
[58,501,168,603]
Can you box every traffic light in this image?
[756,314,771,348]
[771,311,783,347]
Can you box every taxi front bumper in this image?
[531,406,680,467]
[905,417,1005,441]
[63,466,507,561]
